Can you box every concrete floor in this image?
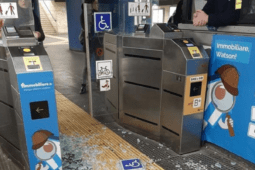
[1,34,255,169]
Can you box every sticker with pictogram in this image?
[96,48,104,57]
[0,3,18,19]
[100,79,110,91]
[23,56,43,71]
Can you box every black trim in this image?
[162,126,180,136]
[124,81,160,90]
[124,54,161,61]
[0,100,14,109]
[107,98,117,110]
[105,48,116,54]
[163,89,183,98]
[0,68,8,72]
[125,113,158,126]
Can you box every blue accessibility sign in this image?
[94,12,112,33]
[120,159,144,170]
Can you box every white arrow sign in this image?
[36,107,44,113]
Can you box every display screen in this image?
[6,27,16,33]
[190,82,202,97]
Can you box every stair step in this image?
[39,4,57,35]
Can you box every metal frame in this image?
[83,3,93,116]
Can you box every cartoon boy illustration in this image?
[32,130,62,170]
[204,65,239,137]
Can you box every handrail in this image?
[42,0,57,22]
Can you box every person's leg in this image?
[80,45,87,94]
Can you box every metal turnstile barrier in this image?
[0,2,62,168]
[104,33,122,121]
[120,36,164,136]
[160,38,209,154]
[104,23,209,154]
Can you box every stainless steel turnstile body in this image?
[120,36,164,135]
[160,38,209,154]
[104,33,122,120]
[104,24,209,154]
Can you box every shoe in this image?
[80,84,86,94]
[102,84,108,88]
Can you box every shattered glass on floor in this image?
[60,133,102,170]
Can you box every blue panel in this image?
[203,35,255,164]
[17,72,62,169]
[94,12,112,33]
[66,0,83,51]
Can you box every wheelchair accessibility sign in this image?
[94,12,112,33]
[120,159,144,170]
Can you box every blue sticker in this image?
[121,159,144,170]
[94,12,112,33]
[214,40,252,64]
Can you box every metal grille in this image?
[0,146,22,170]
[202,147,253,170]
[106,122,179,162]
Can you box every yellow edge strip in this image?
[55,90,164,170]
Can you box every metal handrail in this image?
[42,0,57,22]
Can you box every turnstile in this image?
[160,38,209,154]
[105,23,209,154]
[0,17,62,170]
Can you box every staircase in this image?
[39,5,57,35]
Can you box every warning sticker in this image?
[0,3,18,19]
[190,76,204,82]
[235,0,242,10]
[23,56,43,71]
[193,98,202,108]
[100,79,111,91]
[188,47,202,59]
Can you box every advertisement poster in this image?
[203,35,255,164]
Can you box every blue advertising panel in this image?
[94,12,112,33]
[120,159,144,170]
[17,72,62,170]
[203,35,255,164]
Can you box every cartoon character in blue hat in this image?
[204,65,239,137]
[32,130,62,170]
